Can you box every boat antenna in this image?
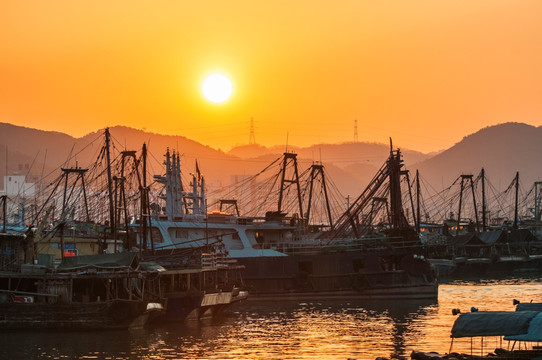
[285,132,289,153]
[319,147,322,164]
[105,128,116,248]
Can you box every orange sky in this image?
[1,1,542,153]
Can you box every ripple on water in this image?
[2,279,542,359]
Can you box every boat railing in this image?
[201,251,230,269]
[236,215,301,228]
[255,235,421,254]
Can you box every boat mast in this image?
[1,195,6,233]
[405,170,417,231]
[277,152,304,219]
[457,174,479,234]
[514,171,519,229]
[323,142,405,241]
[481,168,487,231]
[59,167,90,260]
[388,140,407,230]
[142,143,153,252]
[164,149,172,219]
[105,128,116,246]
[173,152,185,217]
[306,163,333,229]
[534,181,542,236]
[469,175,480,232]
[457,176,465,236]
[60,167,90,222]
[416,170,421,233]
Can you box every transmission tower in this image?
[354,119,358,142]
[249,118,256,144]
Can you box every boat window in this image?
[206,230,218,240]
[226,234,243,250]
[255,231,264,244]
[151,228,164,243]
[175,229,189,239]
[380,256,398,271]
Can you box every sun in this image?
[202,73,233,103]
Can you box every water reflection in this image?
[2,279,542,359]
[139,299,439,360]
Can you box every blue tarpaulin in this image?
[451,311,539,338]
[505,312,542,341]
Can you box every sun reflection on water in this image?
[2,279,542,359]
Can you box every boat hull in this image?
[243,284,438,301]
[234,251,438,301]
[0,300,150,330]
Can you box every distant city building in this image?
[1,175,35,197]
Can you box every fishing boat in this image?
[132,145,438,301]
[419,170,542,279]
[0,129,250,326]
[0,252,161,330]
[142,246,248,322]
[4,128,435,306]
[411,304,542,360]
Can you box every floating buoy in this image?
[452,308,461,315]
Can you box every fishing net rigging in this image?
[410,169,536,230]
[204,154,348,227]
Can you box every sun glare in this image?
[202,73,233,103]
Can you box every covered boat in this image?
[412,310,542,359]
[0,252,161,330]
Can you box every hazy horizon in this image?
[0,120,520,156]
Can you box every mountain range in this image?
[0,122,540,199]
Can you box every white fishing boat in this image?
[131,148,438,301]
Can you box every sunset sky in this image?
[1,1,541,153]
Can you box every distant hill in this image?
[414,122,542,191]
[0,123,245,192]
[0,123,76,189]
[228,142,428,169]
[0,124,365,197]
[227,141,431,197]
[0,123,428,198]
[1,121,541,203]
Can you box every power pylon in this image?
[354,119,359,142]
[249,118,256,145]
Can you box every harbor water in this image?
[1,278,542,360]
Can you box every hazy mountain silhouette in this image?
[0,123,249,192]
[1,121,540,203]
[227,142,429,197]
[229,142,428,169]
[414,122,542,192]
[0,123,77,189]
